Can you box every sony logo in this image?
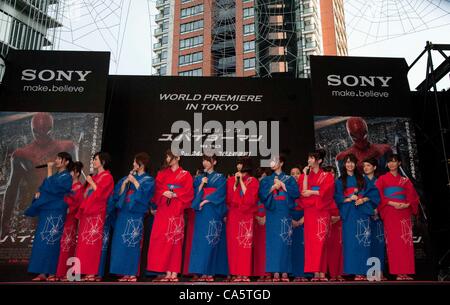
[327,75,392,88]
[21,69,92,82]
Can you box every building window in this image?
[180,35,203,50]
[243,23,255,35]
[181,4,204,19]
[179,52,203,66]
[244,57,256,70]
[179,68,203,76]
[243,40,255,53]
[180,19,204,33]
[159,66,167,75]
[243,7,254,19]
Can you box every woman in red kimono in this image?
[147,150,194,282]
[323,166,344,282]
[226,157,259,282]
[298,149,334,282]
[75,152,114,282]
[375,154,419,280]
[253,167,271,282]
[56,161,84,281]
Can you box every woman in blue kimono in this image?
[335,153,380,281]
[362,157,386,281]
[290,166,312,282]
[259,155,300,282]
[109,152,155,282]
[188,154,228,281]
[96,189,118,281]
[25,152,73,281]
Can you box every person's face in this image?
[290,168,301,181]
[203,159,215,171]
[93,155,102,170]
[308,156,319,167]
[167,155,179,167]
[270,157,283,171]
[363,162,376,175]
[345,159,356,173]
[132,159,141,172]
[387,159,400,171]
[236,163,243,172]
[70,170,80,179]
[55,156,65,169]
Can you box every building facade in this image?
[0,0,62,79]
[152,0,348,77]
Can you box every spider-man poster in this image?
[0,51,109,270]
[0,112,104,264]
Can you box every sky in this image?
[56,0,450,90]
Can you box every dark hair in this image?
[93,152,111,170]
[323,165,336,174]
[386,153,402,163]
[238,156,253,175]
[202,154,218,164]
[308,149,326,166]
[277,154,286,168]
[341,153,364,190]
[135,152,150,172]
[57,152,73,169]
[163,149,180,168]
[255,167,271,179]
[363,157,378,168]
[68,161,83,177]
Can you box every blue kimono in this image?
[366,176,385,272]
[188,171,229,276]
[109,173,155,276]
[98,191,117,277]
[259,172,300,273]
[25,170,72,274]
[335,175,380,275]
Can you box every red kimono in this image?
[56,181,84,277]
[226,175,259,276]
[375,172,419,275]
[147,167,194,273]
[182,207,195,275]
[326,200,343,278]
[75,170,114,275]
[298,169,334,273]
[252,200,267,277]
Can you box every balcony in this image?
[156,0,168,8]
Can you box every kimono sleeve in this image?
[226,177,237,208]
[358,181,379,216]
[259,176,275,211]
[153,170,166,207]
[114,177,127,209]
[174,171,194,213]
[375,175,389,215]
[316,173,335,210]
[40,173,72,197]
[128,176,155,213]
[405,179,420,215]
[334,179,351,221]
[203,174,227,206]
[82,173,114,215]
[285,176,300,209]
[192,175,203,211]
[239,177,259,214]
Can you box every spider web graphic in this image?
[345,0,450,49]
[52,0,134,73]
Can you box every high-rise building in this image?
[0,0,63,79]
[153,0,348,78]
